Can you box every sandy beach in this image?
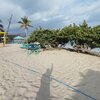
[0,44,100,100]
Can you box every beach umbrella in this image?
[14,36,24,40]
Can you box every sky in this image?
[0,0,100,34]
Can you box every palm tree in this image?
[18,16,32,39]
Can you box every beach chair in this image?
[28,43,41,54]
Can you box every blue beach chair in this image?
[28,43,41,54]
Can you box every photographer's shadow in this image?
[35,67,53,100]
[71,69,100,100]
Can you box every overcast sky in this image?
[0,0,100,34]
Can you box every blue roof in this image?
[14,36,24,40]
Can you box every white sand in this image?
[0,44,100,100]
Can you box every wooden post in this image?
[4,32,6,47]
[0,32,6,47]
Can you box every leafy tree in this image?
[78,20,92,44]
[28,20,100,48]
[28,27,59,47]
[58,24,79,44]
[92,25,100,47]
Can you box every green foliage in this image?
[28,27,58,47]
[28,20,100,48]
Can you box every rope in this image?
[1,58,96,100]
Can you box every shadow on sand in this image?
[35,67,53,100]
[35,68,100,100]
[70,69,100,100]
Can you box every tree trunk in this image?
[25,28,29,49]
[25,28,28,38]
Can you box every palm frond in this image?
[18,21,23,24]
[28,25,33,27]
[20,24,25,28]
[18,16,32,30]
